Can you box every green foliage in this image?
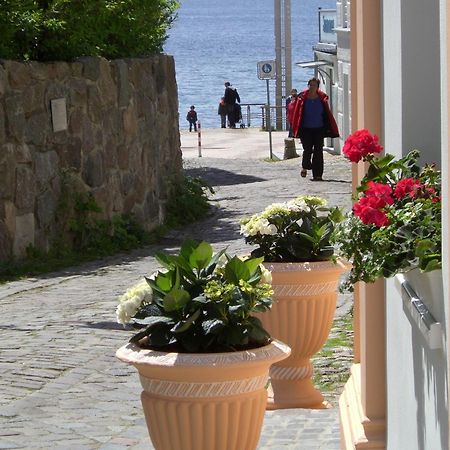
[240,196,344,262]
[0,0,179,61]
[120,241,274,353]
[334,149,441,292]
[165,176,214,227]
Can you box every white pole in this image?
[274,0,282,130]
[267,79,273,160]
[197,121,202,157]
[284,0,292,95]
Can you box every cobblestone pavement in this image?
[0,133,353,450]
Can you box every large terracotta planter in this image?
[116,340,290,450]
[258,260,349,410]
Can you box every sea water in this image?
[164,0,335,129]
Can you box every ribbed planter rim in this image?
[263,258,350,272]
[116,339,290,368]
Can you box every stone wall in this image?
[0,56,182,261]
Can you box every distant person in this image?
[186,105,198,132]
[292,77,339,181]
[223,81,241,128]
[218,97,227,128]
[286,88,298,137]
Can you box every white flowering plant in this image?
[240,196,344,262]
[116,240,274,353]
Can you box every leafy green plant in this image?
[240,196,344,262]
[116,240,274,353]
[0,0,179,61]
[166,176,214,227]
[334,129,441,291]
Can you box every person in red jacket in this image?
[286,88,298,137]
[291,77,339,181]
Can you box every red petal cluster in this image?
[343,129,384,163]
[394,178,439,202]
[353,197,389,227]
[353,182,393,227]
[393,178,421,200]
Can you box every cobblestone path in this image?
[0,153,353,449]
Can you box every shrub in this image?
[0,0,179,61]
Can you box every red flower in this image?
[343,129,384,163]
[353,196,390,227]
[394,178,421,199]
[364,181,394,208]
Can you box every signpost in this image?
[257,60,276,159]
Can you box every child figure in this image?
[218,97,227,128]
[186,105,198,132]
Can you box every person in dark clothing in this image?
[223,81,241,128]
[218,97,227,128]
[186,105,198,132]
[291,78,339,181]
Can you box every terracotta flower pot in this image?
[257,259,349,410]
[116,340,290,450]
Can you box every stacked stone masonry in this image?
[0,56,182,262]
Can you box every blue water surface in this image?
[164,0,335,129]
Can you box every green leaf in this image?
[155,271,174,292]
[155,252,176,270]
[132,316,174,326]
[244,257,264,276]
[189,241,213,270]
[180,239,200,260]
[225,256,250,284]
[248,318,270,343]
[297,232,317,244]
[129,328,152,343]
[192,294,208,303]
[172,309,201,333]
[423,259,442,272]
[163,288,190,312]
[202,319,225,335]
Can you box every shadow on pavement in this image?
[321,179,351,184]
[81,321,126,330]
[185,166,266,187]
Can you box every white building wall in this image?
[383,1,448,449]
[336,0,351,147]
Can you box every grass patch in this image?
[312,309,354,402]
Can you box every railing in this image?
[239,103,288,131]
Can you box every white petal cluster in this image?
[116,280,153,325]
[259,265,272,284]
[241,218,278,237]
[287,198,310,212]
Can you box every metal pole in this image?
[284,0,292,96]
[266,79,273,160]
[274,0,283,130]
[197,121,202,157]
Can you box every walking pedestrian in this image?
[186,105,198,132]
[218,97,227,128]
[223,81,241,128]
[292,78,339,181]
